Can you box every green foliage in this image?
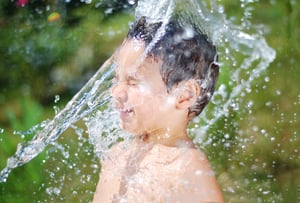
[0,94,46,203]
[0,0,133,100]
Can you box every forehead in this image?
[113,39,161,77]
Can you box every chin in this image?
[121,125,146,137]
[120,122,136,134]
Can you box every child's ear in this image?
[173,79,200,110]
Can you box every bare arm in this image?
[92,160,121,203]
[92,142,127,203]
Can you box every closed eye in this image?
[127,75,138,86]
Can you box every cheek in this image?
[156,94,176,115]
[129,83,172,112]
[129,84,153,104]
[131,89,158,113]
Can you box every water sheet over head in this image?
[134,0,212,54]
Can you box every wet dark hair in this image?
[127,16,219,116]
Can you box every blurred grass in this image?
[0,0,300,202]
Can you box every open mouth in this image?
[121,108,133,113]
[119,107,134,120]
[112,100,134,121]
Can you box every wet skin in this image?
[93,39,224,203]
[111,39,192,146]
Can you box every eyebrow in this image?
[113,70,139,82]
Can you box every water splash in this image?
[135,0,276,144]
[185,1,276,144]
[0,57,114,182]
[0,0,275,186]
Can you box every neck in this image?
[137,128,193,147]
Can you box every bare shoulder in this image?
[175,147,225,203]
[183,147,213,171]
[102,140,133,163]
[108,140,131,154]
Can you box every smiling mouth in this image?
[112,100,134,120]
[120,108,133,114]
[119,107,134,120]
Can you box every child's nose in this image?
[111,83,128,102]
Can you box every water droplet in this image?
[265,101,272,107]
[54,95,60,103]
[276,90,281,95]
[128,0,136,5]
[53,106,60,115]
[264,76,270,82]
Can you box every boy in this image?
[93,16,224,203]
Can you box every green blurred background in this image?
[0,0,299,202]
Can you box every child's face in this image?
[111,39,176,136]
